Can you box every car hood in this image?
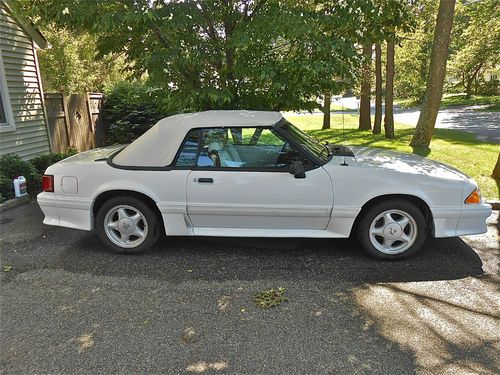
[339,146,471,182]
[55,145,125,166]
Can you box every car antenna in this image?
[340,93,348,166]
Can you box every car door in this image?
[176,126,333,231]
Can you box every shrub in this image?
[30,149,77,175]
[0,151,76,201]
[0,155,37,200]
[101,81,169,145]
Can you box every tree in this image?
[373,43,382,134]
[384,40,395,138]
[358,43,372,130]
[394,0,438,102]
[354,0,415,132]
[322,92,331,130]
[493,153,500,180]
[369,0,416,138]
[15,0,364,113]
[448,0,500,98]
[410,0,456,149]
[37,26,128,93]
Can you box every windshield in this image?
[280,121,329,164]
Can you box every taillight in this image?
[42,175,54,192]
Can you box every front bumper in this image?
[432,203,492,238]
[37,192,93,231]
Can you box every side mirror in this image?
[289,161,306,179]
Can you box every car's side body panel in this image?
[186,168,333,230]
[38,155,491,240]
[324,156,491,238]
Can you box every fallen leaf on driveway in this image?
[182,326,197,344]
[76,333,94,353]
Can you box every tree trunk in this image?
[322,92,331,130]
[358,43,372,130]
[493,152,500,179]
[410,0,456,149]
[465,76,473,99]
[373,43,383,134]
[384,40,395,139]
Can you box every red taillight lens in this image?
[42,175,54,192]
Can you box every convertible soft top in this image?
[112,110,283,167]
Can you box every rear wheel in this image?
[357,199,426,259]
[96,196,160,254]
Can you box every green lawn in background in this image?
[395,94,500,110]
[284,113,500,200]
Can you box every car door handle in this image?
[197,178,213,184]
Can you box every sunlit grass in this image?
[285,113,500,200]
[395,94,500,110]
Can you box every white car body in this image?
[38,110,491,243]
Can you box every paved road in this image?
[393,106,500,144]
[1,202,499,374]
[291,98,500,144]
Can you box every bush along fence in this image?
[0,151,76,202]
[1,84,169,202]
[44,92,104,153]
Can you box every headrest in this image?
[208,141,223,152]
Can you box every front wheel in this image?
[357,200,427,259]
[96,196,160,254]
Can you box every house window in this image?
[0,92,6,124]
[0,51,15,131]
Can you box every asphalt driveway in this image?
[0,201,499,374]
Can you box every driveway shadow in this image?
[53,232,484,285]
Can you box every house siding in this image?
[0,6,50,160]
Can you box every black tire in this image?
[96,196,161,254]
[356,199,427,259]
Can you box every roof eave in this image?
[1,0,48,49]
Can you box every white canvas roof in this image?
[112,110,283,167]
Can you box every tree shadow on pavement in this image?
[0,202,497,374]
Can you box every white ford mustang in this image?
[38,110,491,259]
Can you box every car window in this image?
[176,127,311,169]
[175,129,201,167]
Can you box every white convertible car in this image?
[38,110,491,259]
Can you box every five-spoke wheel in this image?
[104,205,149,248]
[96,196,160,253]
[357,199,426,259]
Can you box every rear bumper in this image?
[37,192,93,231]
[432,203,492,238]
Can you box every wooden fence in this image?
[44,93,104,153]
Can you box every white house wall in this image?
[0,6,50,159]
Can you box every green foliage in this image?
[0,155,37,200]
[0,175,12,203]
[102,81,168,145]
[448,0,500,97]
[14,0,417,112]
[30,150,77,175]
[34,26,130,94]
[395,0,499,101]
[394,0,438,101]
[0,152,75,201]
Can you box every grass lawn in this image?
[395,94,500,110]
[284,113,500,200]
